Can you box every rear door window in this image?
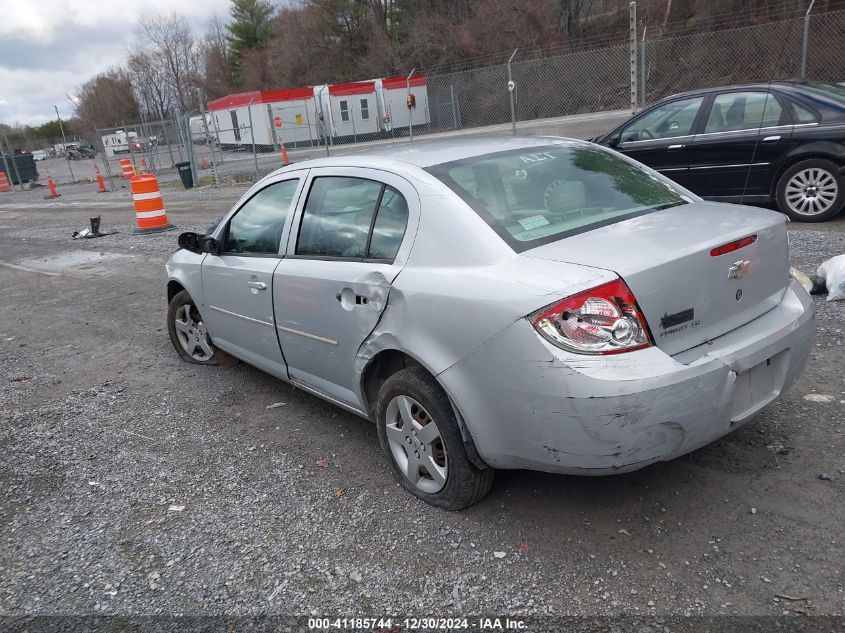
[704,91,784,133]
[295,177,409,261]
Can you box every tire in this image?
[167,290,219,365]
[775,158,844,222]
[375,366,494,510]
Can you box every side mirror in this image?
[178,232,201,253]
[607,133,621,147]
[178,232,220,255]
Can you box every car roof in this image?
[287,135,586,170]
[657,80,825,103]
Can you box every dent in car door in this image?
[685,91,793,197]
[614,95,706,188]
[273,168,418,410]
[201,174,306,378]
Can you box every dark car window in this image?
[428,144,686,252]
[704,91,783,133]
[224,179,299,254]
[620,96,703,142]
[296,177,383,258]
[790,100,819,124]
[368,186,409,260]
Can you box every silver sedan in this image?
[165,137,815,509]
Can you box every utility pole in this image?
[55,105,75,182]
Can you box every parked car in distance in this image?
[165,137,814,509]
[591,81,845,222]
[30,150,47,161]
[67,144,96,160]
[130,138,151,152]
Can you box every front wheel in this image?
[167,290,219,365]
[376,366,494,510]
[776,159,844,222]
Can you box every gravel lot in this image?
[1,179,844,627]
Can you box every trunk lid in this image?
[521,202,790,356]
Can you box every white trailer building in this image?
[100,130,138,157]
[207,88,318,151]
[327,81,380,140]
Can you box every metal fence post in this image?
[801,0,816,79]
[640,27,647,109]
[197,94,220,188]
[629,2,638,114]
[407,67,416,142]
[318,85,330,156]
[54,105,75,182]
[507,49,518,135]
[246,100,258,178]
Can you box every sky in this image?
[0,0,233,127]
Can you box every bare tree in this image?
[134,13,200,113]
[74,68,141,129]
[127,50,173,119]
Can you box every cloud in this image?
[0,0,233,125]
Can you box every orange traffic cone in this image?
[120,158,134,179]
[0,171,11,192]
[200,157,209,170]
[130,174,175,234]
[280,144,290,166]
[93,162,107,193]
[45,170,60,199]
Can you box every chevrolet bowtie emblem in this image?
[728,260,751,279]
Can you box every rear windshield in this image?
[427,144,686,251]
[803,81,845,101]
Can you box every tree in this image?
[135,14,200,113]
[74,68,141,129]
[198,15,235,98]
[227,0,275,85]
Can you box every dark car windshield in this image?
[427,145,687,251]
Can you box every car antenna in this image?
[740,79,775,208]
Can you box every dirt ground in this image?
[1,180,843,626]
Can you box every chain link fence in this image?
[7,6,844,193]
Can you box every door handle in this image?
[762,135,781,143]
[246,281,266,290]
[667,144,685,151]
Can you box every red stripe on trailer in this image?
[261,87,315,102]
[382,75,427,90]
[208,87,315,111]
[328,81,376,96]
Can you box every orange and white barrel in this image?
[0,171,10,192]
[120,158,134,179]
[130,174,175,234]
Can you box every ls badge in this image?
[728,260,751,280]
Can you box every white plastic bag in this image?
[817,254,845,301]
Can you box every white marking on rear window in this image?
[518,214,550,230]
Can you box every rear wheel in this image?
[376,366,494,510]
[167,290,218,365]
[776,158,844,222]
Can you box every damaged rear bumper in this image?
[437,281,815,475]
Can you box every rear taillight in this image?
[529,279,652,355]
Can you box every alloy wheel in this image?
[384,395,448,494]
[173,304,214,362]
[785,168,839,217]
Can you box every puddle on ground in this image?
[15,251,130,273]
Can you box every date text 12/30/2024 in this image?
[308,617,527,630]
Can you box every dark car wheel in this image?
[776,158,844,222]
[376,366,494,510]
[167,290,219,365]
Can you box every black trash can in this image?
[175,161,193,189]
